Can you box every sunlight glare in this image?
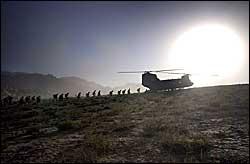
[167,23,245,87]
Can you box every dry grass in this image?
[55,133,111,163]
[1,84,249,163]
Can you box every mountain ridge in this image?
[1,71,112,98]
[1,71,145,98]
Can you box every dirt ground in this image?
[1,84,249,163]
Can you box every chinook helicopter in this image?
[118,69,218,91]
[118,68,219,91]
[118,69,202,91]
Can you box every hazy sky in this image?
[1,1,249,87]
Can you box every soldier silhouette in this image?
[25,96,31,104]
[86,92,90,97]
[53,94,58,100]
[97,90,101,96]
[59,94,64,101]
[109,90,113,96]
[31,96,36,101]
[77,92,81,99]
[118,90,121,95]
[127,88,131,94]
[3,97,8,106]
[36,96,41,103]
[65,92,69,99]
[19,96,25,105]
[122,89,126,95]
[92,90,96,97]
[3,96,13,106]
[9,96,13,105]
[137,88,140,93]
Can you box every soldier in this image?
[77,92,81,99]
[19,96,25,105]
[127,88,131,94]
[109,90,113,96]
[0,98,3,106]
[137,88,140,93]
[36,96,41,103]
[31,96,36,101]
[97,90,101,96]
[10,96,13,105]
[25,96,31,104]
[65,92,69,99]
[3,97,8,106]
[92,90,96,97]
[86,92,90,98]
[53,94,58,100]
[59,94,64,101]
[118,90,121,95]
[122,89,126,95]
[3,96,13,106]
[9,96,13,105]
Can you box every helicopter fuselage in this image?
[142,72,193,90]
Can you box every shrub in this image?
[57,120,81,131]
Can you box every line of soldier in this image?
[116,88,141,95]
[52,92,70,101]
[1,95,41,106]
[85,88,141,97]
[1,88,142,106]
[52,88,142,100]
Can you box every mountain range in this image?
[1,71,145,99]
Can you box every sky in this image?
[1,1,249,87]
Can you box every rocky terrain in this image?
[1,84,249,163]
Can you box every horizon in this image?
[1,70,249,89]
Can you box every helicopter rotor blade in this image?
[159,72,219,76]
[184,73,219,76]
[117,71,146,73]
[191,73,219,77]
[152,69,184,72]
[159,72,186,74]
[118,69,184,74]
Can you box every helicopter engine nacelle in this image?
[142,72,160,89]
[181,74,193,87]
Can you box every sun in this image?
[167,23,245,87]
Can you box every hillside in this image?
[1,71,112,98]
[1,84,249,163]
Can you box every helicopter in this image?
[118,69,218,91]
